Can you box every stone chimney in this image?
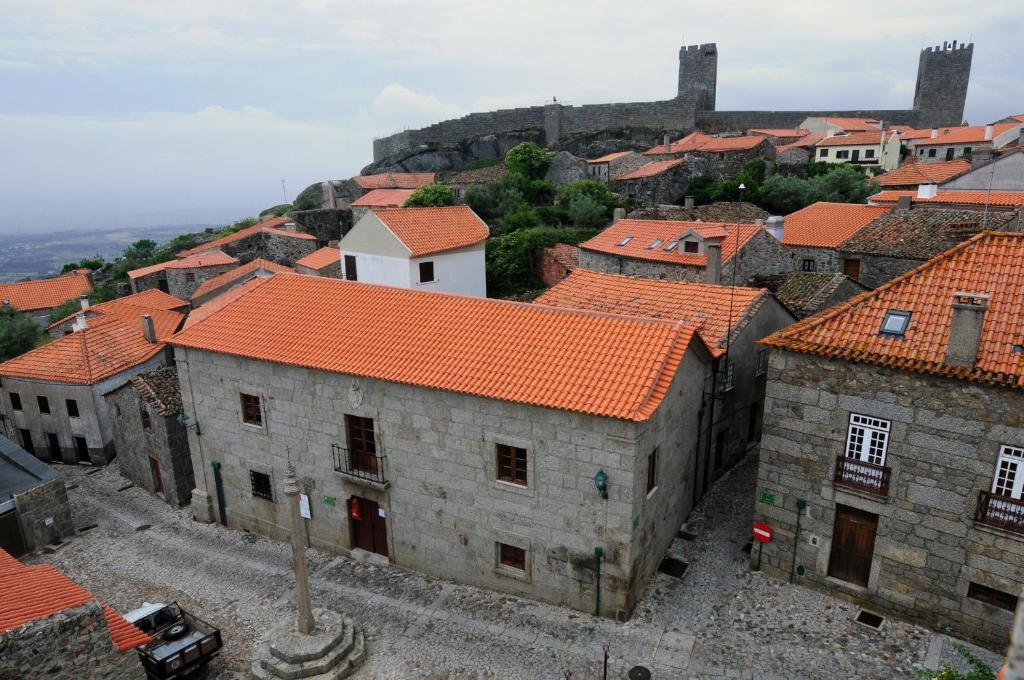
[917,183,938,199]
[663,134,671,150]
[79,294,90,311]
[684,196,695,209]
[930,128,939,139]
[73,312,88,332]
[141,314,157,344]
[945,292,989,367]
[983,124,994,141]
[897,195,913,211]
[765,216,784,241]
[612,207,626,224]
[704,237,723,285]
[284,221,297,232]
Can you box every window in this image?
[344,255,358,281]
[845,414,890,466]
[497,542,526,572]
[945,148,955,161]
[663,240,679,252]
[991,445,1024,500]
[880,310,911,336]
[755,349,769,376]
[496,444,528,486]
[718,362,735,393]
[250,470,273,501]
[140,406,153,433]
[865,149,875,159]
[836,150,850,159]
[185,272,196,283]
[418,261,435,284]
[646,447,658,494]
[9,392,22,411]
[918,148,925,155]
[345,414,378,475]
[928,148,937,158]
[37,396,50,414]
[683,240,699,254]
[65,399,79,418]
[19,429,34,454]
[617,235,633,246]
[967,582,1019,612]
[819,149,829,157]
[801,258,816,272]
[646,239,664,250]
[240,393,262,426]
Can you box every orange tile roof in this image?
[351,189,415,207]
[0,549,22,576]
[126,260,171,280]
[47,289,186,331]
[176,216,288,258]
[749,128,809,138]
[535,269,768,356]
[295,247,340,271]
[875,160,971,187]
[776,133,826,152]
[870,190,1024,207]
[580,219,762,266]
[354,172,435,190]
[370,206,489,257]
[645,132,765,155]
[545,243,580,270]
[172,274,699,422]
[262,226,317,241]
[914,123,1020,146]
[782,202,892,248]
[588,151,634,163]
[164,249,238,269]
[0,553,150,652]
[762,232,1024,388]
[900,128,947,141]
[1,307,182,384]
[0,272,92,313]
[616,159,687,180]
[819,117,880,131]
[191,258,293,301]
[184,277,269,329]
[816,131,891,147]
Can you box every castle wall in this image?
[913,42,973,128]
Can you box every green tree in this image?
[0,306,42,362]
[47,299,82,324]
[556,180,621,213]
[403,184,456,208]
[61,257,105,274]
[504,142,554,180]
[123,239,158,262]
[496,204,541,236]
[566,195,608,229]
[687,175,716,205]
[758,175,813,214]
[485,226,601,298]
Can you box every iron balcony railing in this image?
[975,490,1024,535]
[833,455,891,497]
[331,443,387,485]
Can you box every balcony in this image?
[975,491,1024,535]
[833,455,891,497]
[331,443,388,488]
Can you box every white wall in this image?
[346,253,411,288]
[408,244,486,297]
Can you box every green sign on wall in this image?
[324,495,336,506]
[760,490,776,505]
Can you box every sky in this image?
[0,1,1021,234]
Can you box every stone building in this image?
[171,273,713,619]
[535,269,794,501]
[774,133,825,165]
[585,151,649,183]
[874,159,971,191]
[0,299,184,465]
[0,549,150,678]
[611,158,704,207]
[0,270,93,327]
[189,258,293,308]
[537,244,579,287]
[578,218,794,285]
[644,132,774,180]
[751,272,869,320]
[780,202,892,276]
[171,216,320,267]
[339,206,488,297]
[0,435,74,556]
[543,151,587,187]
[294,247,342,278]
[754,231,1024,647]
[105,368,194,507]
[163,250,239,301]
[441,163,505,203]
[349,189,414,222]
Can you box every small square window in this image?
[967,582,1018,612]
[240,393,262,426]
[185,272,196,283]
[140,406,152,433]
[497,542,526,572]
[65,399,79,418]
[250,470,273,501]
[836,150,849,159]
[865,149,875,158]
[10,392,22,411]
[683,240,699,254]
[802,259,816,272]
[496,444,528,486]
[880,310,911,336]
[418,261,435,284]
[646,447,658,494]
[928,148,937,158]
[819,149,829,157]
[37,396,50,414]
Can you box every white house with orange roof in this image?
[910,121,1024,163]
[338,206,488,296]
[814,130,901,171]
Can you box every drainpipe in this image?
[593,546,603,616]
[212,460,227,526]
[789,498,806,583]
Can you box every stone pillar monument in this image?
[284,464,315,635]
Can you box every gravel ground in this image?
[29,456,1004,679]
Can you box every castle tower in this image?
[913,41,973,128]
[678,43,718,111]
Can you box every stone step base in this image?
[250,609,367,680]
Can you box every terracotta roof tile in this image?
[0,273,92,313]
[587,151,634,163]
[294,247,339,271]
[545,244,579,270]
[616,159,687,180]
[351,189,415,207]
[126,260,172,280]
[47,289,186,331]
[580,219,762,266]
[749,129,809,138]
[816,131,893,147]
[261,226,317,241]
[175,217,288,258]
[776,133,825,152]
[870,190,1024,207]
[818,117,880,131]
[535,269,767,355]
[354,173,435,190]
[914,123,1021,146]
[781,202,892,248]
[369,206,489,257]
[183,277,268,329]
[645,132,765,156]
[164,249,237,270]
[875,160,971,186]
[191,259,292,301]
[171,274,699,422]
[762,231,1024,387]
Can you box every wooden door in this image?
[843,259,861,280]
[344,255,358,281]
[828,505,878,587]
[349,496,388,557]
[149,455,164,494]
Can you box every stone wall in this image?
[129,271,166,296]
[263,232,317,266]
[695,109,920,134]
[776,146,813,165]
[579,249,703,282]
[612,159,704,206]
[15,478,74,551]
[176,342,708,619]
[840,253,922,289]
[726,231,796,287]
[288,208,354,244]
[0,600,143,679]
[788,246,843,275]
[167,263,237,301]
[754,349,1024,648]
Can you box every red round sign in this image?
[752,522,772,543]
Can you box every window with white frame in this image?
[845,414,890,466]
[992,445,1024,500]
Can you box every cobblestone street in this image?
[30,455,1002,679]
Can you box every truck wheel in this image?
[163,623,190,641]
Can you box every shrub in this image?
[403,184,456,208]
[485,226,600,298]
[0,306,43,362]
[566,195,608,229]
[47,299,82,324]
[496,204,541,236]
[505,142,554,180]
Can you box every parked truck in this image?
[124,602,223,679]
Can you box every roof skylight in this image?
[880,310,911,336]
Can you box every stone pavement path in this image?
[34,457,1002,678]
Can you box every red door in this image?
[349,496,388,557]
[828,505,878,587]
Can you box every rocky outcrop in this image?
[361,129,545,175]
